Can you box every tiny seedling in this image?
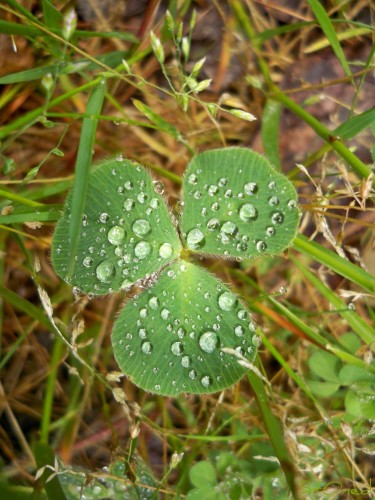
[52,148,300,396]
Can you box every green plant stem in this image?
[0,188,44,207]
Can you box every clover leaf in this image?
[52,148,300,395]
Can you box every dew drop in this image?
[266,226,275,236]
[161,308,170,320]
[99,212,110,223]
[235,325,245,337]
[134,241,151,259]
[269,196,279,206]
[238,310,246,320]
[244,182,258,195]
[171,341,183,356]
[137,192,147,203]
[256,240,267,252]
[181,355,191,368]
[236,242,248,251]
[141,341,153,354]
[159,242,173,259]
[189,369,197,380]
[224,189,233,198]
[96,260,115,283]
[201,375,212,388]
[186,228,205,250]
[194,190,202,199]
[271,211,284,225]
[208,185,218,196]
[150,197,160,209]
[221,221,238,236]
[121,279,133,290]
[132,219,151,237]
[149,296,159,309]
[124,181,133,190]
[154,384,161,391]
[268,181,276,189]
[153,180,164,194]
[188,173,198,185]
[288,199,297,209]
[108,226,125,245]
[218,291,238,311]
[206,218,220,231]
[123,198,135,211]
[211,202,220,211]
[218,177,227,187]
[199,331,218,353]
[83,256,93,268]
[239,203,258,222]
[138,328,147,339]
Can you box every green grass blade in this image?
[307,0,352,78]
[41,0,62,30]
[261,99,282,170]
[0,208,61,224]
[293,235,375,294]
[67,79,106,279]
[34,442,67,500]
[0,283,51,328]
[334,106,375,139]
[0,19,40,36]
[132,99,183,140]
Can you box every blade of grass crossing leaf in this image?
[67,79,106,278]
[293,235,375,294]
[261,99,282,170]
[291,256,375,346]
[248,360,302,500]
[307,0,352,79]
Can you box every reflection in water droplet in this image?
[123,198,135,211]
[199,331,218,353]
[159,242,173,258]
[171,341,183,356]
[141,341,153,354]
[181,355,191,368]
[244,182,258,195]
[218,291,238,311]
[266,226,275,236]
[206,218,220,231]
[269,196,279,206]
[108,226,125,245]
[134,241,151,259]
[208,185,218,196]
[201,375,212,388]
[132,219,151,237]
[83,256,93,268]
[188,174,198,185]
[99,213,110,223]
[189,369,197,380]
[235,325,245,337]
[149,296,159,309]
[221,221,238,236]
[96,260,115,283]
[161,308,170,320]
[187,228,205,250]
[288,199,297,209]
[256,240,267,252]
[239,203,258,222]
[271,211,284,225]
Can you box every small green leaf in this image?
[112,260,257,396]
[345,389,362,416]
[52,158,181,295]
[339,365,375,385]
[306,380,339,397]
[308,351,341,383]
[181,148,300,259]
[189,461,217,488]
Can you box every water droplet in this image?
[161,308,170,320]
[244,182,258,195]
[208,185,218,196]
[96,260,115,283]
[171,341,183,356]
[137,192,147,203]
[201,375,212,388]
[218,291,238,311]
[271,211,284,225]
[206,218,220,231]
[181,355,191,368]
[149,296,159,309]
[108,226,125,245]
[140,307,147,318]
[194,190,202,199]
[153,180,164,194]
[186,228,205,250]
[99,212,110,223]
[189,369,197,380]
[218,177,227,187]
[188,173,198,185]
[177,327,186,339]
[221,221,238,235]
[211,202,220,211]
[269,196,279,206]
[235,325,245,337]
[238,310,246,320]
[154,384,161,391]
[348,302,356,310]
[150,197,160,209]
[236,242,248,251]
[124,181,133,190]
[132,219,151,237]
[138,328,147,339]
[224,189,233,198]
[123,198,135,211]
[288,199,297,209]
[266,226,275,236]
[83,256,93,268]
[256,240,267,252]
[117,186,124,194]
[134,241,151,259]
[159,242,173,259]
[199,331,218,353]
[141,341,153,354]
[238,203,258,222]
[121,279,133,290]
[252,334,261,346]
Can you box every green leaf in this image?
[112,261,257,396]
[52,158,181,295]
[308,351,341,383]
[306,380,340,397]
[189,461,217,488]
[181,148,300,259]
[345,389,362,416]
[132,99,183,140]
[339,365,375,385]
[261,99,282,170]
[34,442,67,500]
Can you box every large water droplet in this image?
[134,241,151,259]
[108,226,125,245]
[132,219,151,237]
[244,182,258,195]
[96,260,115,283]
[201,375,212,388]
[187,228,205,250]
[171,341,183,356]
[199,331,218,353]
[159,242,173,259]
[271,211,284,225]
[218,291,238,311]
[141,341,153,354]
[238,203,258,222]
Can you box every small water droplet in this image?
[99,212,110,223]
[138,328,147,339]
[235,325,245,337]
[266,226,275,236]
[154,384,161,391]
[199,331,218,353]
[239,203,258,222]
[218,177,227,187]
[96,260,115,283]
[171,341,183,356]
[201,375,212,388]
[153,180,164,194]
[123,198,135,211]
[256,240,267,252]
[121,279,133,290]
[149,296,159,309]
[348,302,356,310]
[188,173,198,185]
[244,182,258,195]
[236,242,248,251]
[224,189,233,198]
[137,192,147,203]
[269,196,279,206]
[206,218,220,231]
[108,226,125,245]
[208,185,218,196]
[186,228,205,250]
[271,211,284,225]
[159,242,173,259]
[189,369,197,380]
[134,241,151,259]
[83,256,93,268]
[211,202,220,211]
[238,310,246,320]
[181,355,191,368]
[161,308,170,320]
[221,221,238,236]
[268,181,276,189]
[288,199,297,209]
[218,291,238,311]
[124,181,133,190]
[132,219,151,237]
[193,190,202,199]
[150,197,160,209]
[141,341,153,354]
